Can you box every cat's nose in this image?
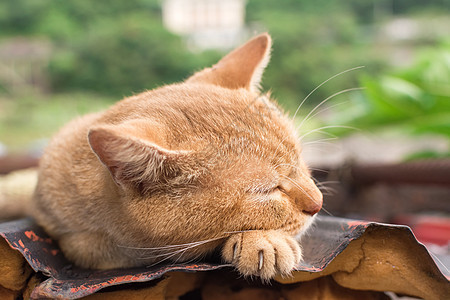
[282,178,323,216]
[301,184,323,216]
[288,179,323,216]
[302,196,322,216]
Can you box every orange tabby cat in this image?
[32,33,322,280]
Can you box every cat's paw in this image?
[222,230,302,281]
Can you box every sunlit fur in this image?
[32,34,323,280]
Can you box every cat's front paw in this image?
[222,230,302,280]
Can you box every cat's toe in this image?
[267,233,302,276]
[238,232,276,280]
[222,230,302,280]
[285,234,303,267]
[222,233,242,263]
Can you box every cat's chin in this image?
[293,214,317,241]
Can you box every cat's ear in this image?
[88,126,191,192]
[186,33,272,93]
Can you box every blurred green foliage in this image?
[325,43,450,157]
[330,43,450,135]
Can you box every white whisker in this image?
[299,100,350,131]
[291,66,365,121]
[300,125,358,140]
[312,178,337,194]
[309,167,329,173]
[320,192,334,196]
[139,234,226,261]
[223,229,255,234]
[303,141,340,151]
[117,235,227,251]
[296,87,364,133]
[317,186,337,195]
[141,243,207,267]
[302,137,338,146]
[139,229,258,266]
[303,140,335,146]
[319,180,340,184]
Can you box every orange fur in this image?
[32,33,322,280]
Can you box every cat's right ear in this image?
[87,126,192,193]
[186,33,272,93]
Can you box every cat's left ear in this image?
[186,33,272,93]
[87,125,195,193]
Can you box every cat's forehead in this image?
[147,84,302,163]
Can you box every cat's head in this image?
[87,33,322,247]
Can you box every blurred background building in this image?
[162,0,246,50]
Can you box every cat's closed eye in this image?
[250,185,288,197]
[248,185,277,194]
[277,186,288,195]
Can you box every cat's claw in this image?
[233,242,239,261]
[222,230,302,280]
[258,250,263,271]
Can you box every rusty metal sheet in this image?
[0,216,446,299]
